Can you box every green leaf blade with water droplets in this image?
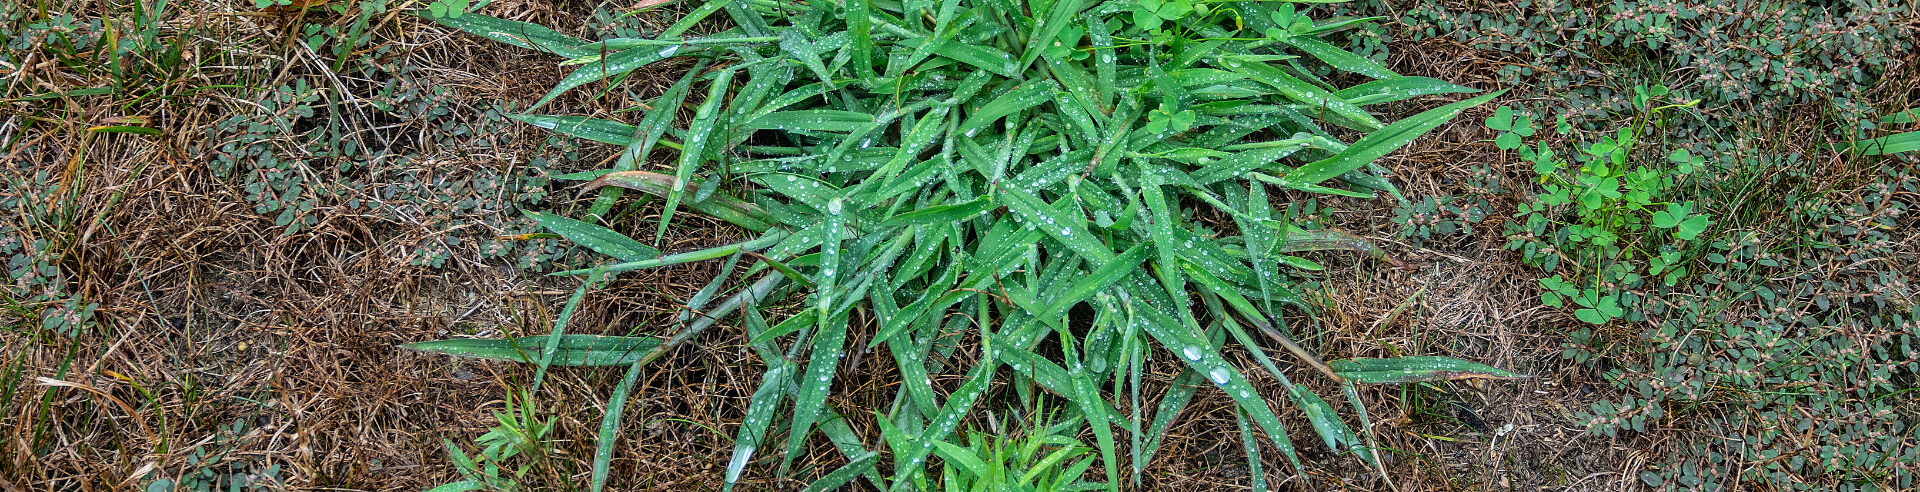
[1128,297,1303,470]
[1331,356,1526,384]
[510,114,638,146]
[1280,90,1502,188]
[430,13,594,59]
[401,335,661,366]
[535,44,689,109]
[526,211,660,261]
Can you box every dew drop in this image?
[1207,367,1231,385]
[658,45,681,57]
[1181,346,1202,361]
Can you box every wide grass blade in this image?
[525,211,660,261]
[1280,90,1502,188]
[1334,76,1479,105]
[725,347,792,490]
[1276,35,1396,80]
[535,44,689,108]
[1842,131,1920,155]
[1331,356,1526,384]
[1221,56,1383,131]
[782,198,851,474]
[1130,297,1304,470]
[592,61,709,219]
[510,114,640,146]
[585,171,775,232]
[658,68,737,241]
[551,232,790,276]
[431,14,593,58]
[878,197,993,229]
[401,334,661,366]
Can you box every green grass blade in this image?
[1287,384,1366,460]
[743,110,878,132]
[1220,56,1383,131]
[1331,356,1527,383]
[997,187,1114,265]
[525,211,660,261]
[782,198,850,474]
[817,421,888,490]
[1130,296,1304,470]
[930,440,991,477]
[748,308,821,345]
[551,232,790,276]
[1276,35,1396,80]
[400,334,661,366]
[586,171,775,232]
[893,342,1002,489]
[847,0,875,79]
[955,81,1056,138]
[430,13,593,58]
[1280,90,1502,187]
[750,173,843,213]
[1233,405,1267,492]
[1137,165,1188,303]
[1058,328,1120,491]
[511,114,639,145]
[1844,131,1920,155]
[934,42,1021,77]
[801,451,879,492]
[594,346,647,492]
[1016,0,1085,73]
[878,197,992,229]
[533,270,603,390]
[724,365,790,491]
[535,44,690,109]
[657,68,736,242]
[1333,76,1479,105]
[1138,368,1199,472]
[1039,243,1149,320]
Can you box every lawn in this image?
[1,0,1915,490]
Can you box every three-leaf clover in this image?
[1143,105,1195,134]
[1134,0,1193,29]
[1573,291,1622,324]
[1044,26,1089,60]
[1651,202,1710,240]
[1484,106,1536,150]
[1540,275,1579,308]
[427,0,469,19]
[1667,148,1702,174]
[1632,84,1670,112]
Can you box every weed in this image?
[411,0,1525,490]
[1499,85,1712,325]
[430,391,557,492]
[143,420,287,492]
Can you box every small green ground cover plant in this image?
[1364,0,1919,486]
[404,0,1525,489]
[1501,85,1710,325]
[1481,73,1919,491]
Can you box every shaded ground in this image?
[2,0,1912,491]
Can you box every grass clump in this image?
[412,0,1526,487]
[412,0,1520,489]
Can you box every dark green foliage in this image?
[417,0,1521,489]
